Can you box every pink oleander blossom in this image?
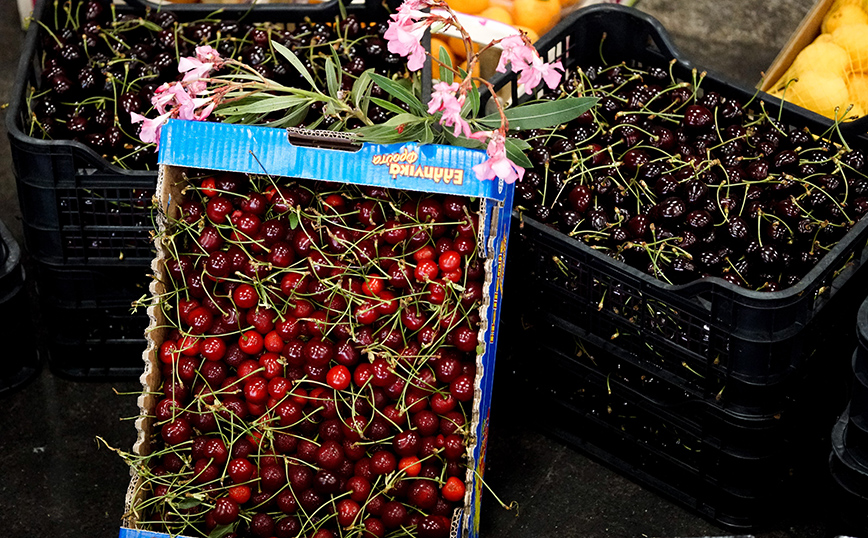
[516,56,564,94]
[130,111,171,148]
[195,45,221,64]
[428,82,471,138]
[495,34,536,74]
[472,130,524,184]
[384,14,428,71]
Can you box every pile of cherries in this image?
[514,61,868,291]
[28,0,409,169]
[142,171,486,538]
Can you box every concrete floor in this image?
[0,0,859,536]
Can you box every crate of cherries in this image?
[497,4,868,388]
[117,120,515,538]
[8,0,418,265]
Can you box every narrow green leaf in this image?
[209,523,235,538]
[217,95,307,116]
[351,70,373,109]
[505,137,533,168]
[478,97,599,130]
[467,80,480,118]
[272,41,318,91]
[265,104,310,128]
[369,73,426,116]
[438,47,453,84]
[338,0,347,21]
[325,57,339,99]
[288,212,299,229]
[420,123,435,145]
[369,97,408,116]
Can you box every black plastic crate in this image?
[493,5,868,389]
[830,407,868,536]
[0,219,39,393]
[6,0,405,266]
[31,261,151,379]
[499,336,790,530]
[40,300,148,379]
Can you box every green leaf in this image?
[288,212,299,229]
[505,137,533,168]
[369,73,426,116]
[209,523,236,538]
[438,47,453,84]
[351,70,373,109]
[265,104,310,128]
[272,41,318,91]
[369,97,408,116]
[325,57,339,99]
[338,0,347,21]
[420,123,435,145]
[175,497,201,510]
[217,96,308,116]
[478,97,599,130]
[466,80,480,118]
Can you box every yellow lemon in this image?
[832,23,868,72]
[513,0,561,36]
[787,70,852,118]
[446,0,490,15]
[848,72,868,109]
[822,4,868,34]
[833,0,862,9]
[791,39,850,77]
[479,5,514,25]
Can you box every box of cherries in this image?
[119,119,515,538]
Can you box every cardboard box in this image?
[120,119,515,538]
[760,0,836,92]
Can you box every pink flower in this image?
[495,34,536,74]
[178,56,213,82]
[472,130,524,184]
[384,14,428,71]
[131,111,171,148]
[428,82,471,138]
[516,57,564,94]
[152,83,175,115]
[195,45,221,64]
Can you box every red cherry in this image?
[327,364,351,390]
[362,276,384,297]
[233,283,258,309]
[211,497,240,525]
[200,176,217,197]
[441,476,466,502]
[238,330,264,354]
[438,250,461,272]
[449,374,474,402]
[200,337,226,361]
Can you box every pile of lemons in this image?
[769,0,868,120]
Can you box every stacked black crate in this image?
[496,4,868,531]
[829,300,868,536]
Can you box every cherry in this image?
[211,498,240,525]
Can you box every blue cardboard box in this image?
[121,120,515,538]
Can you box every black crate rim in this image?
[519,210,868,312]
